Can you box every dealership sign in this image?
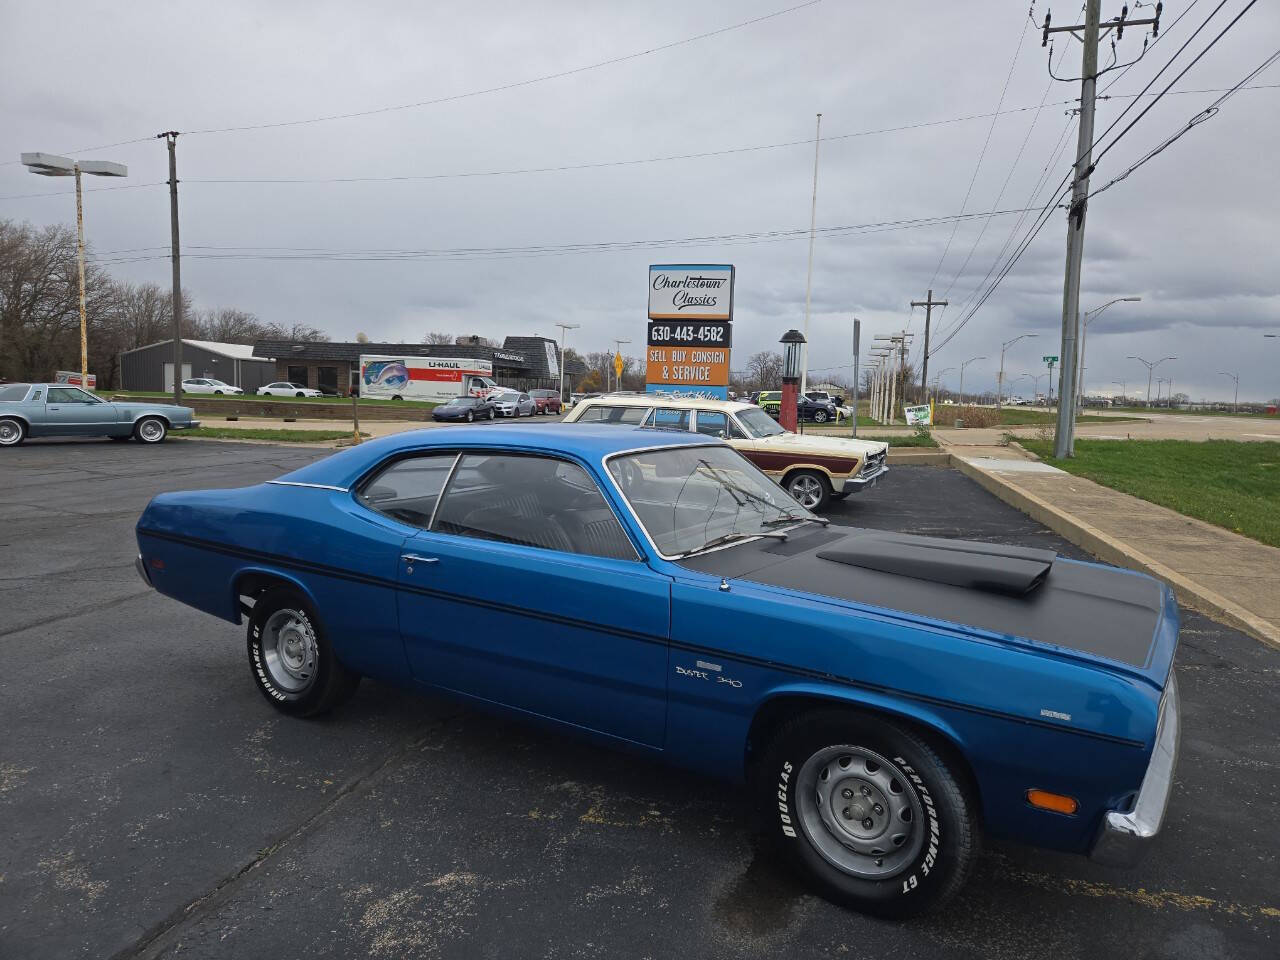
[647,264,733,399]
[648,264,734,320]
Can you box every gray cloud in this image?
[2,0,1277,401]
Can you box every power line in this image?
[184,1,826,136]
[83,206,1044,267]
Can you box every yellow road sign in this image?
[614,352,624,378]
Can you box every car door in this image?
[395,451,671,748]
[43,387,117,435]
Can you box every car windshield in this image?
[451,397,478,406]
[608,444,816,558]
[0,384,33,401]
[735,407,786,438]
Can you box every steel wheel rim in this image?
[139,420,164,442]
[0,421,20,445]
[789,475,823,509]
[796,745,925,879]
[261,608,318,694]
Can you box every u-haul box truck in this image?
[359,355,499,403]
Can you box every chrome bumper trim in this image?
[843,462,890,489]
[134,553,153,588]
[1091,674,1180,867]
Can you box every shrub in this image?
[930,404,1000,428]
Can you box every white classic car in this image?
[562,395,888,511]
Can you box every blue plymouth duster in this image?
[134,425,1180,916]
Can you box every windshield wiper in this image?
[672,529,789,559]
[761,513,830,528]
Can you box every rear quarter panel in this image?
[136,484,412,680]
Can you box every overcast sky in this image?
[3,0,1278,400]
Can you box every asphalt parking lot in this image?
[2,438,1277,959]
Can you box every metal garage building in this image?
[119,340,276,393]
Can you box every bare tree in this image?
[423,331,453,345]
[745,350,783,392]
[355,331,370,344]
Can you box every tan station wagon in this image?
[562,394,888,511]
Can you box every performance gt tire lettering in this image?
[756,709,978,918]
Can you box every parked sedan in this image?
[135,426,1181,918]
[1,383,199,445]
[258,382,324,398]
[431,396,496,422]
[530,389,563,415]
[181,378,243,395]
[490,390,537,417]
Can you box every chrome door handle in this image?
[401,554,439,565]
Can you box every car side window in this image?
[433,453,637,561]
[30,389,43,402]
[695,411,730,438]
[642,408,691,431]
[357,453,459,528]
[47,388,82,403]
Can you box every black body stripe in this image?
[138,527,1144,747]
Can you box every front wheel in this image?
[785,470,831,511]
[813,409,829,423]
[214,390,224,395]
[133,416,168,444]
[296,392,305,397]
[465,410,474,422]
[246,586,360,717]
[488,409,495,420]
[757,710,978,918]
[0,417,26,447]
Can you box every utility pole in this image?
[1044,1,1160,457]
[850,318,861,437]
[800,113,822,397]
[161,131,184,407]
[911,289,947,403]
[556,322,579,401]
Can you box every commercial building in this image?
[251,335,585,396]
[119,339,276,393]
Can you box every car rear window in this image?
[575,404,647,425]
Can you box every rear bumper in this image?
[1091,674,1180,866]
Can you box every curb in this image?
[886,449,952,466]
[951,457,1280,651]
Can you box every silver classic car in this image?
[0,383,200,446]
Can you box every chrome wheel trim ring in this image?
[788,475,823,509]
[0,421,20,445]
[796,744,926,880]
[261,608,319,694]
[138,419,165,442]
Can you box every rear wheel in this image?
[0,417,26,447]
[246,586,359,717]
[296,391,305,397]
[757,710,977,918]
[785,470,831,511]
[488,409,495,420]
[465,410,474,422]
[133,416,168,444]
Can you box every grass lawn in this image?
[180,427,366,442]
[1021,438,1280,547]
[1109,405,1274,418]
[860,432,939,448]
[101,390,434,409]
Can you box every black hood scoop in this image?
[816,532,1056,596]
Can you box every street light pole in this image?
[996,334,1038,414]
[800,113,821,397]
[958,356,986,406]
[932,367,954,405]
[612,339,631,393]
[555,322,579,402]
[1077,296,1141,420]
[1219,371,1239,414]
[850,318,860,438]
[20,152,128,390]
[1128,355,1176,407]
[1112,379,1127,404]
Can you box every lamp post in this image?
[996,334,1037,414]
[1128,355,1176,407]
[1077,296,1140,417]
[1219,371,1239,414]
[20,152,128,390]
[779,329,806,433]
[958,356,986,406]
[555,323,579,402]
[1112,380,1127,405]
[931,367,954,405]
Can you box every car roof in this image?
[574,394,755,413]
[275,423,717,489]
